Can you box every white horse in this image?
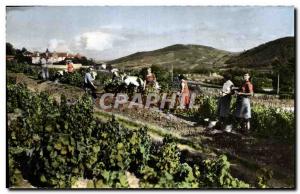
[57,70,65,76]
[53,70,66,83]
[121,74,145,93]
[121,74,143,87]
[110,68,160,93]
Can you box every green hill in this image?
[225,37,295,70]
[108,44,232,70]
[108,37,294,72]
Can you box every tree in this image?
[281,57,295,93]
[271,57,281,73]
[70,56,94,66]
[271,57,295,94]
[14,47,31,64]
[6,42,16,55]
[21,47,28,53]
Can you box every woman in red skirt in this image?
[178,74,190,109]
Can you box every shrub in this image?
[199,155,250,188]
[251,105,294,141]
[7,61,40,78]
[197,96,218,121]
[59,71,84,87]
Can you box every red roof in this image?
[53,52,68,57]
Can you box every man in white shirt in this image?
[40,57,49,80]
[84,67,97,99]
[217,73,234,131]
[221,79,234,96]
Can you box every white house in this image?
[31,49,76,64]
[31,52,41,64]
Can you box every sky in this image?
[6,6,294,60]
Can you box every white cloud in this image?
[75,31,126,51]
[101,25,123,30]
[48,39,70,52]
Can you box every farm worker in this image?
[235,73,254,134]
[217,73,234,131]
[84,67,97,100]
[178,74,190,109]
[40,57,49,80]
[67,61,74,73]
[144,67,157,93]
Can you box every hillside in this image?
[108,44,233,70]
[225,37,295,70]
[107,37,294,72]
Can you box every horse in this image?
[104,69,142,95]
[112,73,144,96]
[52,70,66,83]
[120,74,144,93]
[106,68,161,96]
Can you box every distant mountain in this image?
[108,37,294,72]
[108,44,232,70]
[225,37,295,70]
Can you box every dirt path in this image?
[97,104,294,187]
[8,73,295,188]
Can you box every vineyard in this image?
[7,66,295,189]
[8,83,251,188]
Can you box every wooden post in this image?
[277,73,280,95]
[171,64,173,82]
